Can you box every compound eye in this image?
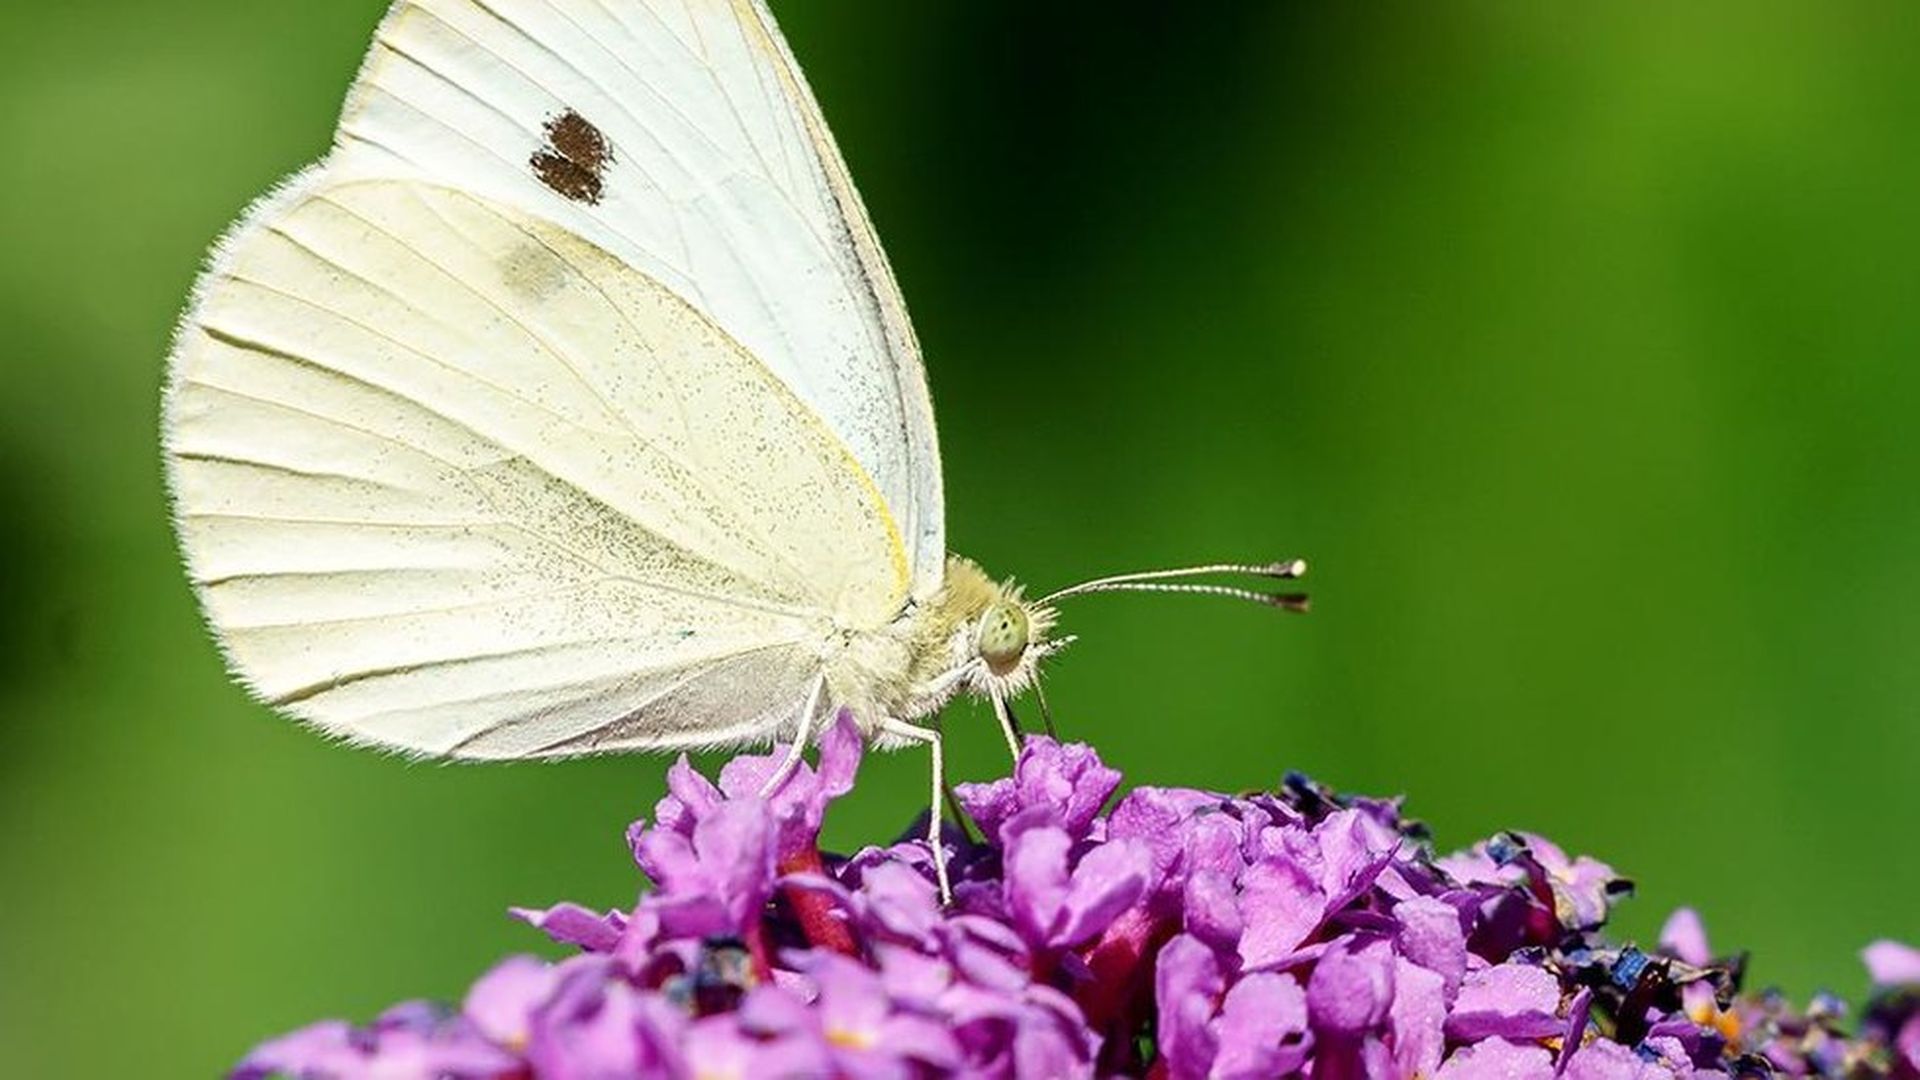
[978,602,1031,676]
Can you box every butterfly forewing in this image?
[338,0,944,596]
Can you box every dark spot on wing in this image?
[530,110,612,205]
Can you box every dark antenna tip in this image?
[1269,592,1311,613]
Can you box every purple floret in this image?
[232,715,1920,1079]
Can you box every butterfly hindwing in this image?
[168,177,905,757]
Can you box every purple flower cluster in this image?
[235,716,1920,1079]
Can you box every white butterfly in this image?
[163,0,1305,898]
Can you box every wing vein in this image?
[212,572,806,630]
[297,190,628,431]
[439,2,824,392]
[183,329,812,614]
[173,450,416,494]
[386,16,706,279]
[267,631,784,709]
[461,191,834,603]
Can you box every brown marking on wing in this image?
[530,110,613,205]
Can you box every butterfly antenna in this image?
[1037,559,1308,610]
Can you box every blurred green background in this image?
[4,2,1919,1075]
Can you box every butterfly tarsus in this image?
[878,717,952,905]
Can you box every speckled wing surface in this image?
[163,0,942,757]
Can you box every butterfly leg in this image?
[758,673,826,798]
[877,717,953,904]
[990,690,1023,762]
[1032,678,1059,740]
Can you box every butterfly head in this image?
[919,558,1062,702]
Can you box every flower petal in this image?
[1213,972,1310,1080]
[509,903,625,953]
[1658,907,1711,967]
[1055,837,1153,948]
[1865,939,1920,987]
[1437,1037,1558,1080]
[1155,934,1224,1078]
[1308,941,1396,1038]
[1446,962,1564,1041]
